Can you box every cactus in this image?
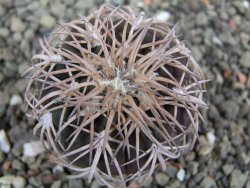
[25,4,208,187]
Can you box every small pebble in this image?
[0,129,11,153]
[64,0,75,6]
[240,51,250,68]
[27,169,39,176]
[50,180,62,188]
[10,17,26,32]
[176,168,185,182]
[2,161,12,170]
[24,29,35,41]
[40,14,56,29]
[230,169,249,188]
[0,28,9,38]
[12,176,26,188]
[155,172,169,186]
[90,180,100,188]
[137,176,153,187]
[222,164,234,175]
[191,46,203,62]
[220,100,239,120]
[243,0,249,8]
[165,165,177,177]
[241,152,250,164]
[52,165,64,175]
[29,176,43,187]
[196,12,208,26]
[23,141,45,157]
[187,162,199,175]
[0,175,15,185]
[200,176,216,188]
[42,174,55,185]
[50,3,66,17]
[9,95,23,106]
[27,1,39,11]
[69,179,84,188]
[40,0,49,6]
[155,11,171,22]
[206,132,216,145]
[0,48,14,61]
[74,0,94,9]
[12,159,25,170]
[13,32,22,42]
[169,180,181,188]
[0,5,6,17]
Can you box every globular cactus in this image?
[25,4,208,187]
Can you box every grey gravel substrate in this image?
[0,0,249,188]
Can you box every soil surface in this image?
[0,0,249,188]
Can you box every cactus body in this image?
[25,5,207,187]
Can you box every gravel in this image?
[39,14,56,29]
[90,180,101,188]
[52,165,64,176]
[220,100,239,120]
[23,141,45,157]
[0,151,6,163]
[0,5,6,17]
[230,169,249,188]
[240,51,250,68]
[0,176,26,188]
[12,176,26,188]
[155,172,169,186]
[206,132,216,145]
[9,95,23,106]
[187,161,199,175]
[50,3,66,17]
[74,0,95,9]
[51,180,62,188]
[68,179,84,188]
[0,0,249,187]
[0,130,11,153]
[10,17,26,33]
[24,29,35,41]
[196,12,208,26]
[155,11,171,22]
[200,176,216,188]
[176,168,185,182]
[222,164,234,175]
[12,159,25,171]
[27,1,40,11]
[0,28,9,38]
[165,164,178,178]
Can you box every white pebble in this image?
[10,95,23,106]
[177,168,185,182]
[207,132,216,145]
[0,130,11,153]
[23,141,45,157]
[156,11,171,22]
[243,0,249,8]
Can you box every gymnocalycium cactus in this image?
[25,4,208,187]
